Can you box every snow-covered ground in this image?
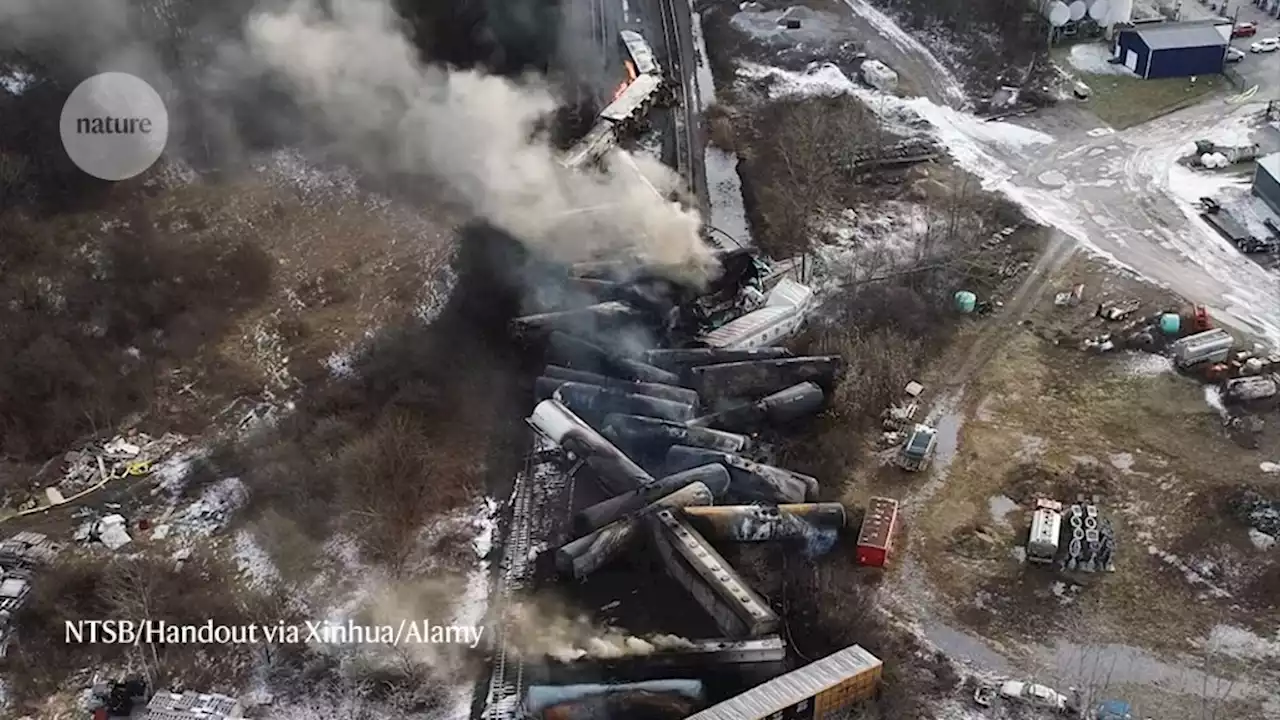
[738,57,1280,348]
[840,0,967,106]
[1066,43,1133,77]
[727,11,1280,716]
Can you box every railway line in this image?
[479,3,719,717]
[480,440,574,719]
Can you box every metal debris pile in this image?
[0,531,60,656]
[511,246,850,644]
[56,432,188,492]
[1228,488,1280,538]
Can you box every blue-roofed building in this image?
[1255,153,1280,216]
[1113,20,1231,78]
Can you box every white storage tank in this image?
[1028,499,1063,564]
[1170,328,1235,369]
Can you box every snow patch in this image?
[324,349,356,379]
[1204,624,1280,660]
[988,495,1019,528]
[1066,44,1134,76]
[1261,462,1280,473]
[840,0,966,105]
[811,201,929,287]
[176,478,248,536]
[1249,528,1277,550]
[1203,385,1229,419]
[1117,351,1173,377]
[233,529,282,587]
[1108,452,1135,473]
[1147,545,1232,598]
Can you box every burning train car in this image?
[560,30,674,172]
[487,240,870,719]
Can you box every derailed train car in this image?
[620,29,662,79]
[560,30,673,171]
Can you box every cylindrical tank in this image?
[603,414,751,459]
[540,367,701,406]
[554,382,696,424]
[642,347,792,371]
[1089,0,1110,20]
[692,382,825,432]
[665,446,819,504]
[510,302,643,337]
[954,291,977,314]
[547,331,682,386]
[526,681,703,716]
[1105,0,1129,25]
[691,356,843,402]
[681,504,846,543]
[529,399,654,495]
[1043,0,1070,25]
[1069,0,1086,20]
[556,482,714,579]
[575,464,731,532]
[1159,313,1181,335]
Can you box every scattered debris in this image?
[1095,299,1139,321]
[54,432,188,496]
[1054,283,1085,307]
[94,514,133,551]
[0,532,59,656]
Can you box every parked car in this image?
[998,681,1072,711]
[1233,21,1258,37]
[1250,37,1280,53]
[1093,699,1134,720]
[1226,46,1245,63]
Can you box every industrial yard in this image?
[3,0,1280,719]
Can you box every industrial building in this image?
[1113,21,1230,78]
[1255,153,1280,215]
[682,644,883,720]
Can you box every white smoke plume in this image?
[243,0,717,278]
[504,597,697,662]
[1,0,719,281]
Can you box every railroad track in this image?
[481,437,575,720]
[480,445,534,720]
[657,0,697,195]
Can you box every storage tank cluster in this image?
[1037,0,1125,26]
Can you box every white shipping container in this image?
[1028,505,1062,564]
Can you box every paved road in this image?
[1013,98,1280,343]
[1175,0,1280,92]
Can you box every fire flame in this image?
[612,80,629,101]
[624,60,638,81]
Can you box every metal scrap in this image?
[59,432,186,492]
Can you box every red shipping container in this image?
[856,497,899,567]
